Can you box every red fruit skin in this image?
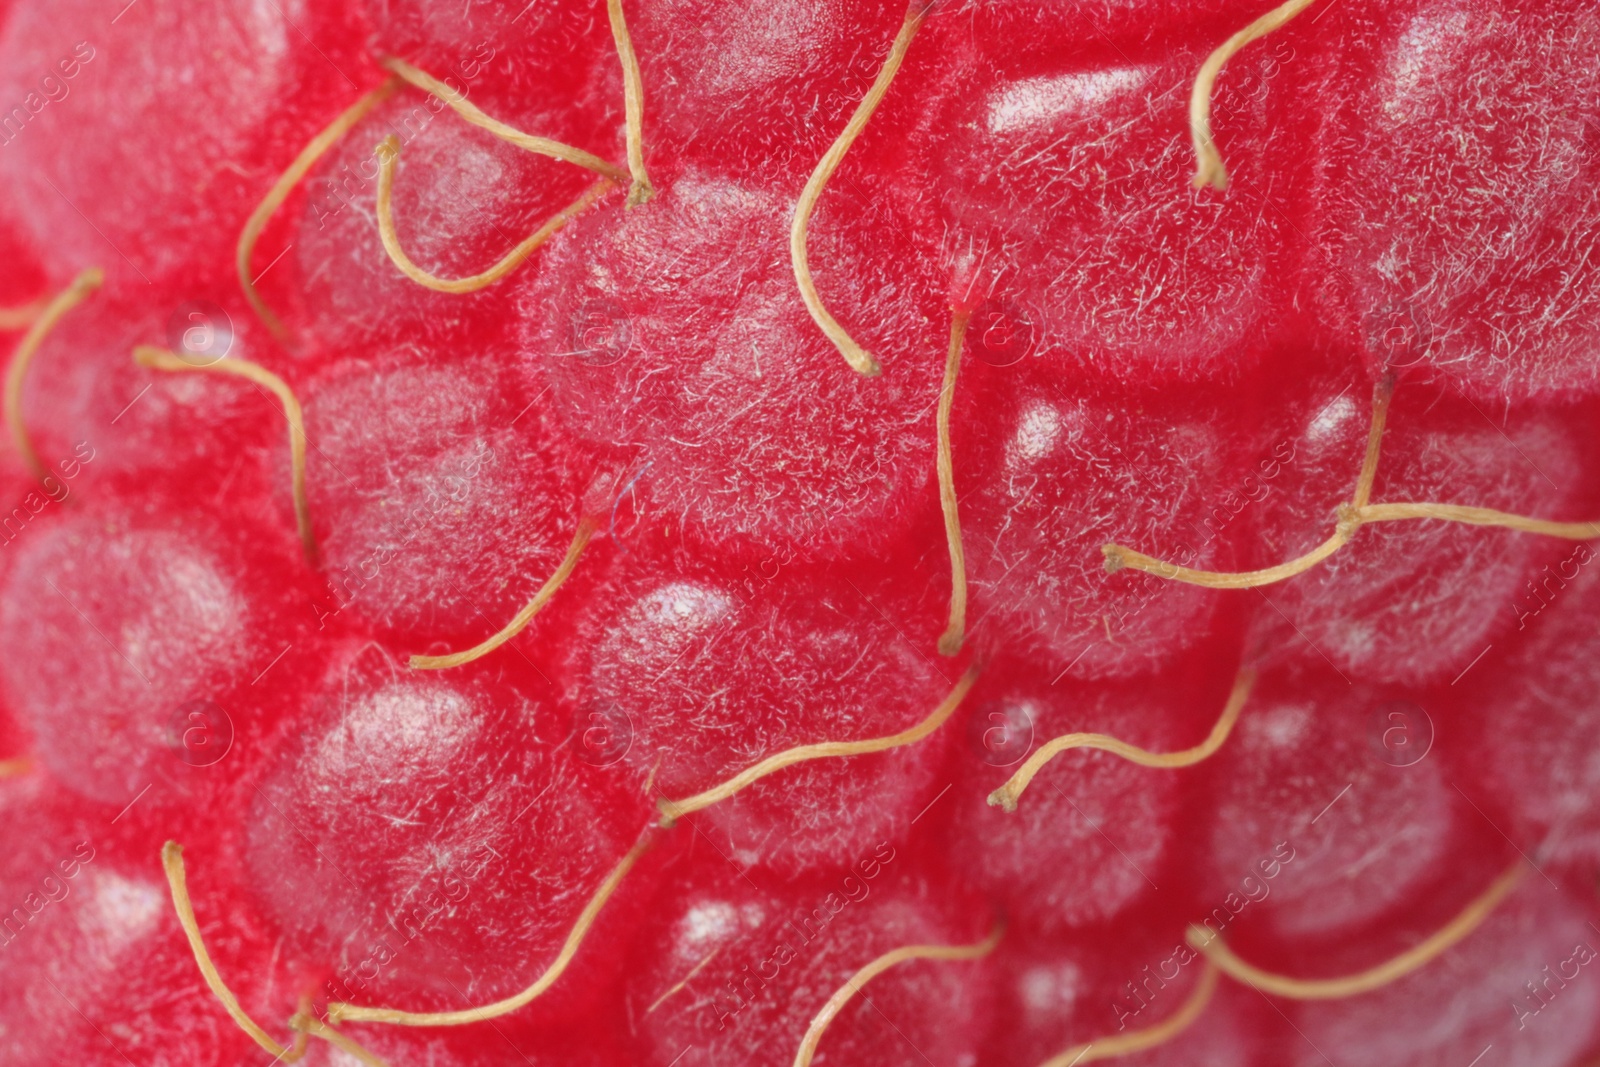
[0,704,24,770]
[0,448,56,577]
[15,282,284,502]
[933,42,1303,381]
[238,641,653,1019]
[0,778,261,1067]
[300,342,611,647]
[0,498,323,812]
[979,920,1270,1067]
[953,0,1275,59]
[366,0,622,137]
[625,1,914,180]
[566,551,954,874]
[952,362,1255,679]
[284,89,608,354]
[626,853,995,1067]
[1451,553,1600,873]
[0,203,46,309]
[1287,879,1600,1067]
[5,0,1600,1062]
[1241,375,1600,684]
[1193,663,1472,940]
[517,163,944,565]
[941,650,1236,934]
[1315,0,1600,402]
[0,0,375,289]
[298,1021,632,1067]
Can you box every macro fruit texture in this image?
[1,0,1599,1065]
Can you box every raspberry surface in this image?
[2,1,1600,1065]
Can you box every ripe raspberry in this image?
[368,0,620,129]
[628,854,995,1067]
[1452,555,1600,872]
[300,344,601,645]
[933,46,1299,380]
[284,89,605,352]
[0,778,262,1066]
[981,921,1270,1067]
[0,0,369,288]
[1290,879,1600,1066]
[4,0,1600,1064]
[624,2,917,179]
[568,554,954,873]
[0,500,316,808]
[519,163,942,562]
[942,654,1209,931]
[0,204,44,311]
[1243,373,1600,682]
[12,287,278,497]
[1196,664,1467,938]
[952,363,1254,676]
[1317,0,1600,401]
[240,645,648,1017]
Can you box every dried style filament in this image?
[281,999,316,1065]
[375,136,616,293]
[161,842,310,1062]
[373,56,629,291]
[132,346,316,563]
[657,668,978,825]
[937,308,972,656]
[1189,860,1526,999]
[238,78,401,341]
[646,948,722,1014]
[380,56,626,180]
[328,833,653,1026]
[1189,0,1320,190]
[409,516,598,669]
[1104,375,1600,588]
[6,268,104,481]
[289,1010,390,1066]
[1354,502,1600,540]
[1039,963,1220,1067]
[0,297,47,332]
[792,2,929,377]
[792,923,1003,1067]
[605,0,656,206]
[1348,372,1392,513]
[988,669,1256,813]
[1104,375,1393,587]
[164,844,391,1064]
[1105,527,1349,590]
